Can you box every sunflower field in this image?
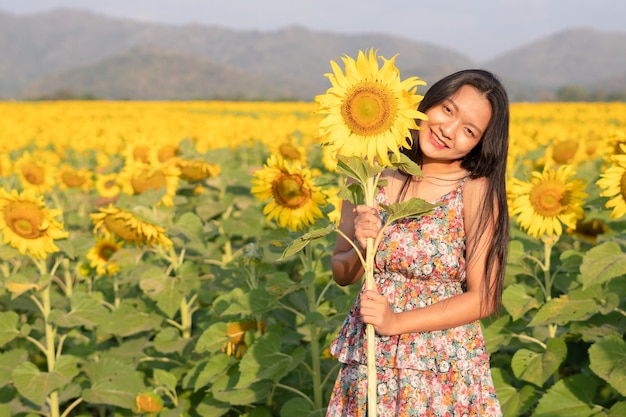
[0,99,625,417]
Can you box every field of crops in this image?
[0,100,625,417]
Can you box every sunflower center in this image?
[61,171,86,188]
[158,145,178,162]
[131,171,167,194]
[278,143,302,160]
[98,242,119,261]
[272,174,310,209]
[133,146,151,163]
[529,180,570,217]
[552,140,579,164]
[103,215,142,242]
[4,201,45,239]
[21,163,45,185]
[341,82,397,136]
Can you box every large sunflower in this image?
[90,205,172,248]
[315,49,427,166]
[510,165,587,239]
[251,155,326,231]
[0,187,68,258]
[57,164,94,191]
[14,151,57,194]
[86,237,123,275]
[596,147,626,218]
[176,158,221,182]
[117,162,180,207]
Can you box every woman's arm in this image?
[360,177,500,335]
[331,181,383,286]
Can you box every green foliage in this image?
[0,138,624,417]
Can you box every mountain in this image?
[1,8,625,101]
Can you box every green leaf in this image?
[0,311,20,347]
[211,378,270,406]
[379,197,437,224]
[12,355,79,406]
[153,369,178,392]
[236,332,296,388]
[82,357,146,410]
[195,322,229,354]
[529,295,598,326]
[389,152,423,177]
[49,292,110,328]
[139,267,184,318]
[608,402,626,417]
[280,224,335,259]
[99,299,162,338]
[511,337,567,387]
[335,154,384,185]
[191,354,231,391]
[195,396,230,417]
[0,348,28,387]
[337,182,364,206]
[480,314,513,352]
[532,374,604,417]
[502,284,540,321]
[491,368,536,417]
[280,398,314,417]
[588,335,626,396]
[580,242,626,289]
[153,327,191,354]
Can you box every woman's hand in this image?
[353,205,382,250]
[360,290,399,336]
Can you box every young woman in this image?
[327,69,510,416]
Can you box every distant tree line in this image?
[555,85,626,102]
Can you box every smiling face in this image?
[418,84,492,165]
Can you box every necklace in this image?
[413,172,471,183]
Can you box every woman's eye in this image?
[465,128,475,137]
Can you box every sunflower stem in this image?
[303,244,323,410]
[364,175,377,417]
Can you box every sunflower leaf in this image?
[336,154,384,184]
[579,241,626,289]
[379,198,438,224]
[588,335,626,396]
[279,225,335,260]
[389,153,423,177]
[337,183,364,206]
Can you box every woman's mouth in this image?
[429,130,448,149]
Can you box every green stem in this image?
[180,297,192,339]
[42,285,60,417]
[364,175,377,417]
[304,246,323,410]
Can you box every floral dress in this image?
[326,180,502,417]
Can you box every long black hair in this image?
[402,69,510,314]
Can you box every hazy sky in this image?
[1,0,625,61]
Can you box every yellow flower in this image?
[135,392,163,414]
[0,188,69,259]
[324,185,342,224]
[95,173,121,199]
[315,48,427,166]
[57,164,94,191]
[0,153,12,177]
[223,320,265,359]
[510,165,587,239]
[251,155,326,231]
[597,147,626,218]
[86,237,123,275]
[270,136,308,164]
[90,205,172,248]
[117,162,180,207]
[14,151,57,194]
[177,158,221,182]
